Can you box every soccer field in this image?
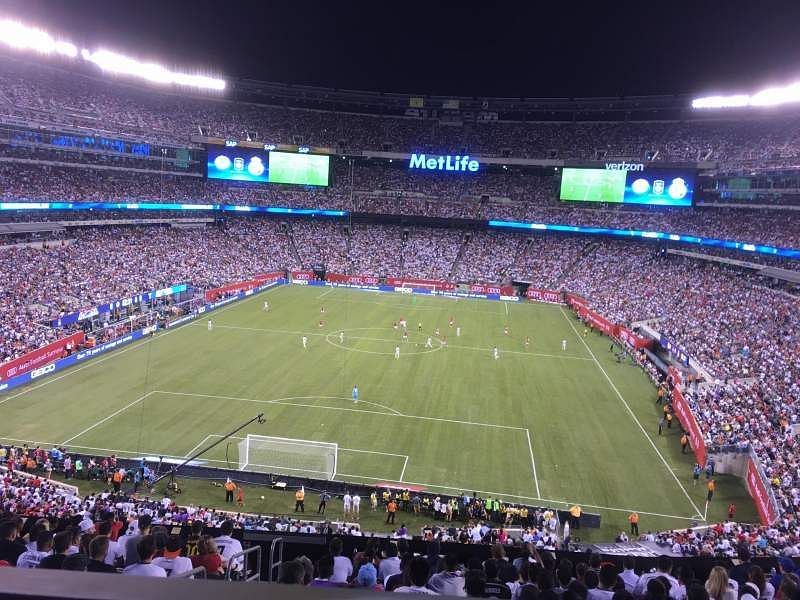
[0,285,757,539]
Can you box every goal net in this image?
[237,434,338,480]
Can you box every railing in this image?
[267,537,284,583]
[173,566,207,579]
[225,545,262,582]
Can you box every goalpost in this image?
[237,434,338,480]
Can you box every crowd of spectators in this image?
[5,56,800,171]
[3,160,800,249]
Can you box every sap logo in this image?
[395,287,412,294]
[604,161,644,171]
[142,325,158,336]
[30,363,56,379]
[409,153,479,172]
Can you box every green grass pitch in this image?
[560,168,627,203]
[0,285,756,540]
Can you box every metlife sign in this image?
[409,153,479,173]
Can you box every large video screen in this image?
[207,145,269,183]
[559,167,694,207]
[268,151,330,186]
[206,146,330,186]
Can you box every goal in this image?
[237,434,338,480]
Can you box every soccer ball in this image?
[260,495,265,500]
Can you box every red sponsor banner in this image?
[290,270,314,281]
[0,331,84,381]
[204,272,283,302]
[667,366,683,388]
[386,277,456,291]
[565,293,589,312]
[671,387,707,467]
[326,273,380,286]
[746,457,778,525]
[500,285,515,297]
[617,326,653,350]
[526,288,563,304]
[470,284,501,295]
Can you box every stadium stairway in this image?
[553,240,600,288]
[448,231,472,280]
[283,221,303,268]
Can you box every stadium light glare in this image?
[82,48,225,90]
[0,16,225,91]
[0,19,75,57]
[693,81,800,109]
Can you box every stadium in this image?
[0,2,799,598]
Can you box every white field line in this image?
[60,391,157,445]
[400,455,409,481]
[206,324,592,361]
[183,434,213,458]
[318,288,335,299]
[153,390,527,431]
[505,302,509,316]
[559,307,705,519]
[0,284,285,407]
[526,429,541,498]
[205,433,408,458]
[0,430,696,521]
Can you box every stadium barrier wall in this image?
[386,277,457,291]
[326,272,380,286]
[525,288,564,304]
[565,294,652,349]
[0,331,85,382]
[0,281,287,394]
[204,272,284,301]
[51,283,189,328]
[670,386,708,467]
[746,452,780,525]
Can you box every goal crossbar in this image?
[238,434,338,480]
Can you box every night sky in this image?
[5,0,800,98]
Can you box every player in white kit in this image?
[561,339,567,351]
[207,319,213,331]
[456,326,461,337]
[394,346,400,359]
[339,331,345,344]
[352,494,361,517]
[343,492,352,518]
[493,346,499,360]
[263,301,269,311]
[302,336,308,349]
[425,337,433,348]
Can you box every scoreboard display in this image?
[560,166,695,207]
[206,145,330,187]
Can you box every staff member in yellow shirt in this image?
[295,486,305,512]
[569,505,582,529]
[628,512,639,536]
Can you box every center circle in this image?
[325,327,444,356]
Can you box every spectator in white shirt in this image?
[122,535,167,578]
[620,557,639,593]
[152,535,194,578]
[15,531,53,568]
[633,556,681,600]
[395,556,439,594]
[378,542,402,583]
[213,520,243,573]
[330,537,352,583]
